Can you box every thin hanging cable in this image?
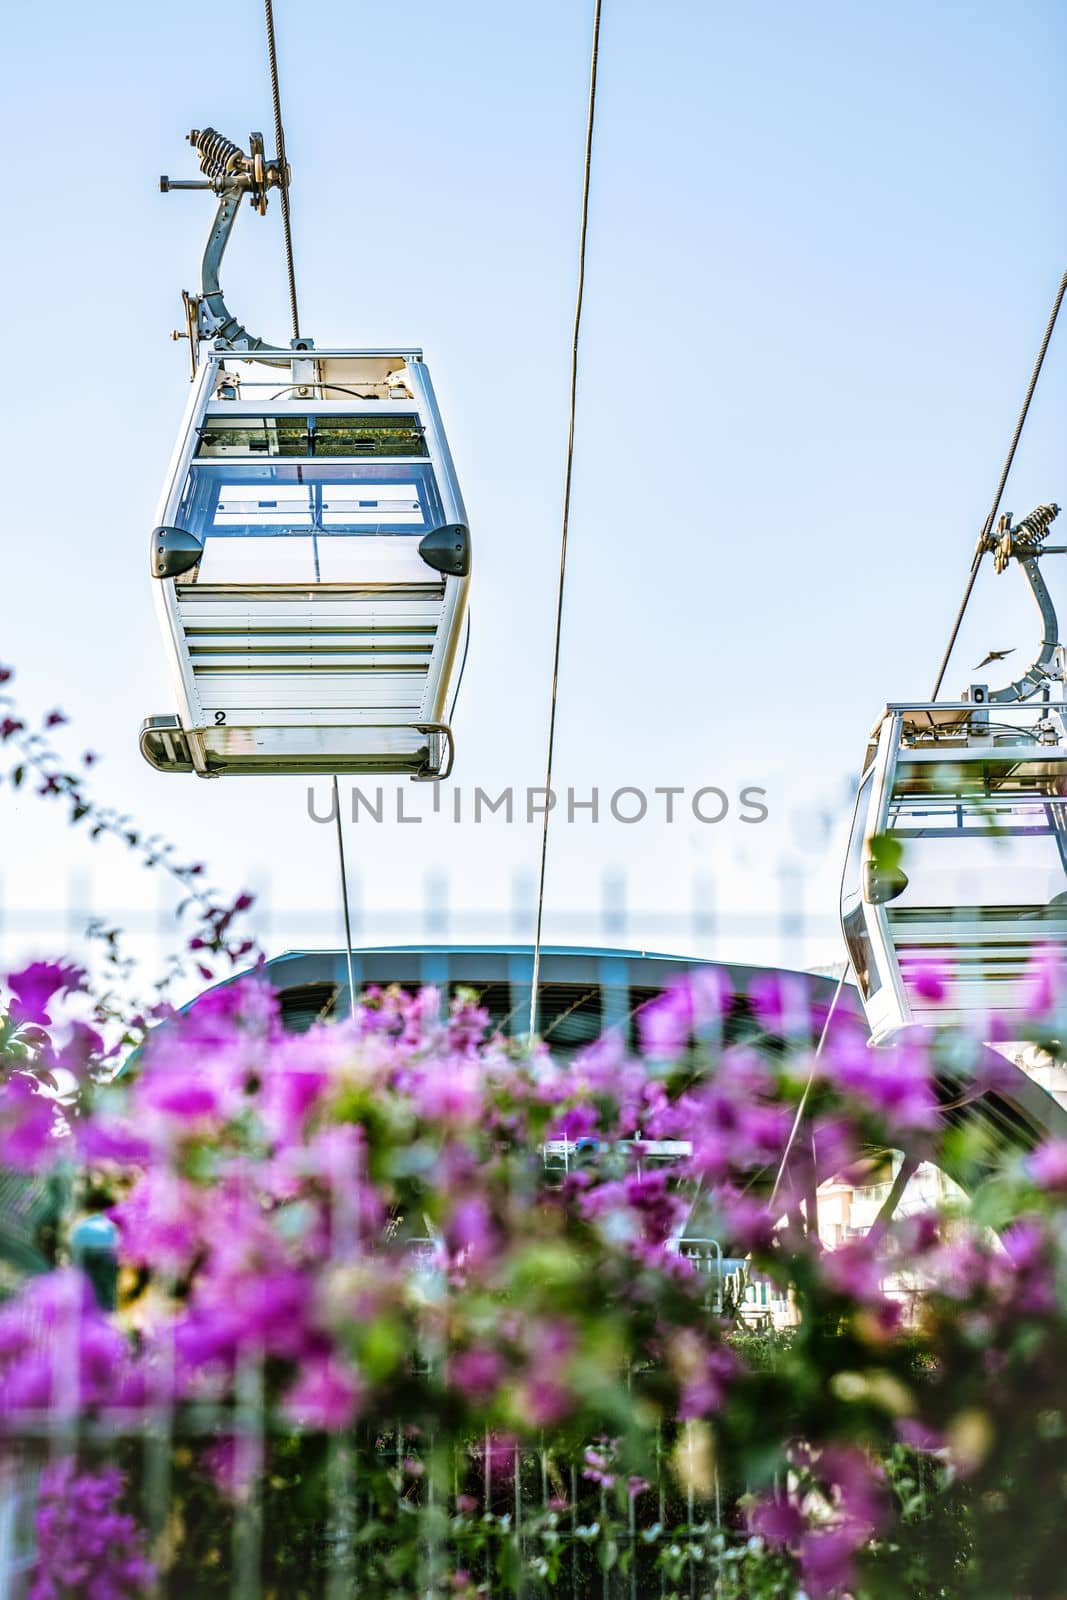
[529,0,603,1037]
[263,0,354,1005]
[264,0,301,342]
[767,965,848,1211]
[332,776,356,1010]
[930,267,1067,700]
[767,760,873,1211]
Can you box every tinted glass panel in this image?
[842,904,880,998]
[178,462,442,538]
[196,418,308,456]
[175,461,444,584]
[196,415,427,458]
[886,773,1067,914]
[314,416,427,457]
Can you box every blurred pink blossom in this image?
[6,959,85,1026]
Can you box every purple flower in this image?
[748,1490,804,1545]
[40,1019,106,1084]
[77,1120,153,1166]
[282,1353,362,1431]
[1022,946,1063,1020]
[817,1443,886,1531]
[112,1165,232,1276]
[676,1340,739,1420]
[519,1373,573,1426]
[477,1432,518,1489]
[444,1195,496,1267]
[625,1169,684,1244]
[828,1032,936,1132]
[550,1103,599,1143]
[637,985,693,1060]
[750,1446,884,1599]
[0,1073,59,1169]
[798,1525,863,1598]
[638,970,731,1059]
[30,1459,154,1599]
[708,1187,777,1253]
[0,1271,143,1422]
[181,974,279,1041]
[1029,1138,1067,1192]
[6,960,85,1026]
[1002,1218,1057,1314]
[810,1115,861,1184]
[449,1346,505,1404]
[174,1258,315,1375]
[909,954,951,1003]
[582,1442,618,1488]
[139,1073,224,1123]
[261,1060,330,1141]
[749,970,811,1035]
[897,1417,944,1452]
[201,1437,259,1502]
[820,1238,888,1304]
[411,1056,482,1126]
[448,993,491,1054]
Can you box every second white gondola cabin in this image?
[142,346,470,779]
[840,501,1067,1043]
[840,698,1067,1042]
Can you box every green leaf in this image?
[869,831,905,874]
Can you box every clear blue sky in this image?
[1,0,1065,981]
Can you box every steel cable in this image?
[264,0,301,343]
[931,267,1067,699]
[529,0,603,1036]
[262,0,355,1003]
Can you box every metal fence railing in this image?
[0,866,845,985]
[0,1209,759,1598]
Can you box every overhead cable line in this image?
[930,267,1067,700]
[261,0,355,1005]
[767,967,848,1214]
[529,0,604,1037]
[264,0,301,343]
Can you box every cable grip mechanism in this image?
[976,502,1066,704]
[161,127,293,367]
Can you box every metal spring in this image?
[188,127,246,182]
[1015,502,1061,545]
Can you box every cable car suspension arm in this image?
[161,127,289,355]
[983,502,1065,703]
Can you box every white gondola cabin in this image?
[142,346,470,778]
[841,698,1067,1042]
[841,502,1067,1042]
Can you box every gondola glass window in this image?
[885,770,1067,922]
[178,415,444,585]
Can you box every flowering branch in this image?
[0,662,261,1000]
